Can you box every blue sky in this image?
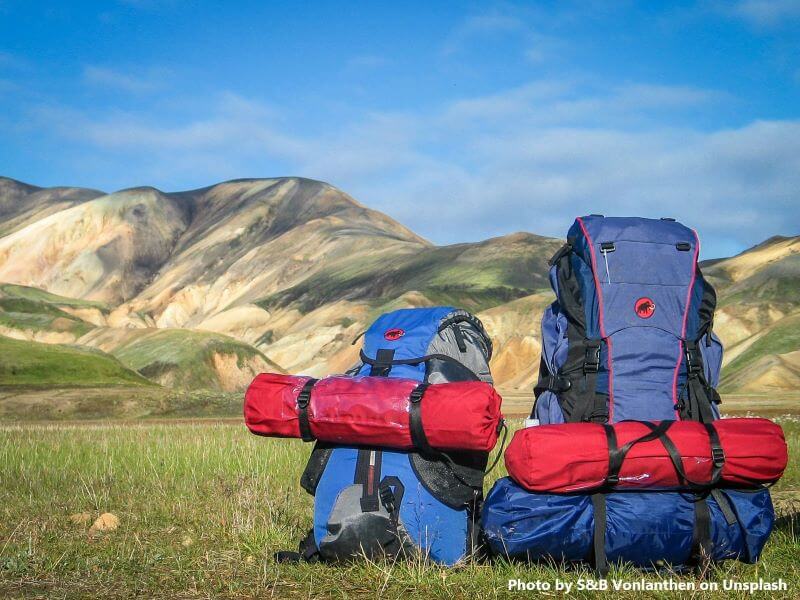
[1,1,798,258]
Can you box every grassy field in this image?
[0,418,797,599]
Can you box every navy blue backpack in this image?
[294,307,496,565]
[533,215,724,425]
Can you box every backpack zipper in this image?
[600,242,615,284]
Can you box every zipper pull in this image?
[600,242,615,284]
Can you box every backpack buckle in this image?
[711,447,725,467]
[684,346,702,374]
[379,486,396,514]
[408,383,428,404]
[548,375,571,393]
[584,343,601,374]
[296,379,317,409]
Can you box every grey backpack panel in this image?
[318,483,414,561]
[426,309,493,384]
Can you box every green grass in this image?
[0,335,154,387]
[0,418,797,598]
[0,297,95,337]
[0,283,108,311]
[111,329,281,390]
[0,387,243,421]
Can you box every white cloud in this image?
[27,78,799,258]
[83,65,163,93]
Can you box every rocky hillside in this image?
[0,175,796,396]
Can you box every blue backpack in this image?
[534,215,723,425]
[293,307,495,565]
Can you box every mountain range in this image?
[0,175,797,404]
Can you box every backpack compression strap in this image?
[358,350,483,381]
[601,421,726,490]
[678,340,721,423]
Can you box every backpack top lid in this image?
[565,215,705,341]
[570,215,697,249]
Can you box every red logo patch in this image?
[635,297,656,319]
[384,328,405,341]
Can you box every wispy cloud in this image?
[82,65,164,93]
[344,55,390,71]
[728,0,800,27]
[442,13,526,55]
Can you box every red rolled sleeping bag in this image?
[505,418,787,493]
[244,373,503,452]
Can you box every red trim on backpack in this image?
[576,217,614,421]
[672,229,700,419]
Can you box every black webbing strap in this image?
[452,325,467,353]
[636,421,725,489]
[275,528,319,563]
[296,378,318,442]
[359,349,481,376]
[577,339,604,422]
[710,489,738,526]
[485,420,508,475]
[704,422,725,485]
[604,420,673,487]
[602,425,620,485]
[709,489,750,562]
[378,475,405,532]
[408,383,433,454]
[691,495,712,569]
[591,493,609,577]
[370,348,395,376]
[682,340,718,423]
[603,421,725,490]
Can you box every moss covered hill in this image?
[0,174,796,398]
[0,335,151,387]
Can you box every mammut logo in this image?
[635,297,656,319]
[384,328,405,341]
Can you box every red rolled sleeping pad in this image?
[244,373,504,452]
[505,418,788,493]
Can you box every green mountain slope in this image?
[0,335,153,387]
[87,328,285,391]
